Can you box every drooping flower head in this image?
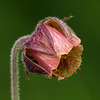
[23,17,83,80]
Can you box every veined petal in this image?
[24,24,56,55]
[72,34,81,46]
[46,25,81,56]
[26,49,60,75]
[23,50,50,76]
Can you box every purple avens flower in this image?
[23,17,83,80]
[10,16,83,100]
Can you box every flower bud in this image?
[23,17,83,80]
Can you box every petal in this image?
[72,34,81,46]
[68,26,81,46]
[46,25,81,55]
[24,23,56,55]
[28,49,60,74]
[23,50,50,76]
[43,18,73,41]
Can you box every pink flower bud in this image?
[23,17,83,80]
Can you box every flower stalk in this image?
[10,35,30,100]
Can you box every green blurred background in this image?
[0,0,100,100]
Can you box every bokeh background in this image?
[0,0,100,100]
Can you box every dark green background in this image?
[0,0,100,100]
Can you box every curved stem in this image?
[10,35,30,100]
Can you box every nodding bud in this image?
[22,17,83,80]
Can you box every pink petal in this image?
[46,25,81,55]
[24,24,56,55]
[29,49,60,74]
[23,51,49,75]
[72,34,81,46]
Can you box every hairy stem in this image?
[10,35,30,100]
